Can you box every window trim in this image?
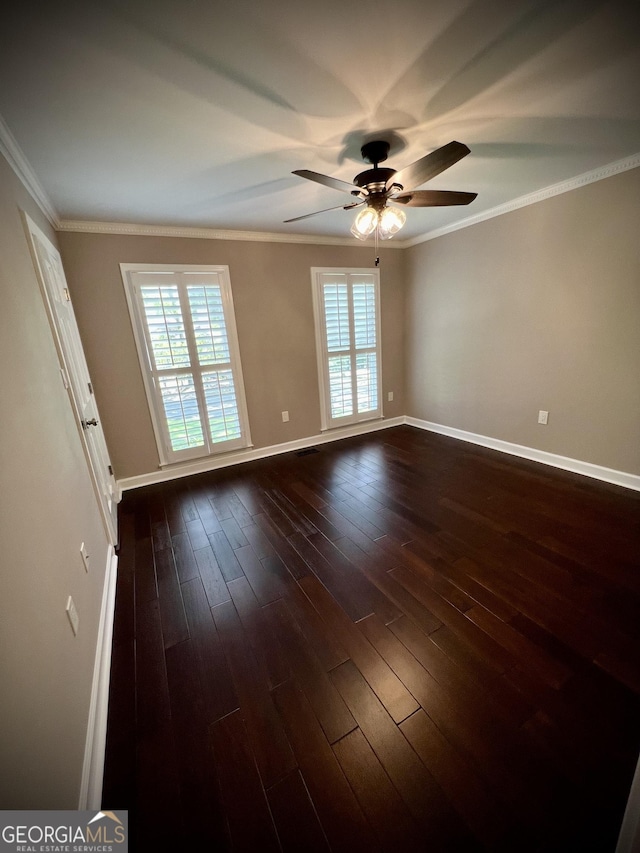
[120,262,251,466]
[311,266,383,431]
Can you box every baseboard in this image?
[78,545,119,810]
[117,414,640,494]
[118,416,405,492]
[617,748,640,852]
[406,417,640,492]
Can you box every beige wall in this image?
[405,166,640,475]
[0,155,111,806]
[57,233,406,479]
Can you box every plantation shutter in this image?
[122,265,250,464]
[313,268,382,430]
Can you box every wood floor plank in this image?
[154,547,189,649]
[385,614,528,729]
[272,679,381,853]
[283,584,350,673]
[210,489,235,521]
[235,543,287,604]
[288,530,376,623]
[164,639,228,846]
[151,518,172,553]
[212,599,296,787]
[289,479,328,511]
[180,577,238,722]
[289,533,401,622]
[392,539,477,612]
[330,659,477,850]
[162,488,188,535]
[135,598,172,738]
[283,482,343,540]
[134,726,183,846]
[208,529,244,581]
[131,596,183,841]
[229,482,264,518]
[226,490,256,528]
[227,576,291,689]
[390,565,516,673]
[465,603,571,689]
[300,574,419,723]
[171,531,199,584]
[335,535,444,633]
[267,770,331,853]
[192,494,223,536]
[253,511,313,580]
[446,555,519,621]
[210,710,280,852]
[220,515,249,549]
[267,597,356,743]
[357,611,555,829]
[332,727,424,852]
[185,517,209,551]
[102,637,136,808]
[134,536,157,607]
[242,521,277,559]
[267,486,318,536]
[310,531,402,624]
[400,708,515,850]
[193,544,230,607]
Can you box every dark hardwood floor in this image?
[102,426,640,851]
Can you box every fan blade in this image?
[392,190,477,207]
[293,169,361,196]
[387,141,470,192]
[284,201,363,223]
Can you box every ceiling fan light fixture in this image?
[378,206,406,239]
[289,140,475,239]
[351,206,379,240]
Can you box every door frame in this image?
[23,213,119,545]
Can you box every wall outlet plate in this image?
[66,596,79,636]
[538,410,549,425]
[80,542,89,572]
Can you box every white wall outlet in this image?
[387,391,394,402]
[66,596,79,636]
[282,411,289,423]
[538,410,549,425]
[80,542,90,572]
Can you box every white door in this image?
[24,214,119,545]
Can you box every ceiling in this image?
[1,0,639,242]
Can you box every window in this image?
[121,264,251,465]
[311,267,382,430]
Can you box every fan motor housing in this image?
[353,167,397,192]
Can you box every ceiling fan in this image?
[285,139,477,239]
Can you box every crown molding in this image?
[57,152,640,247]
[404,152,640,247]
[3,105,636,250]
[56,218,403,248]
[0,113,59,227]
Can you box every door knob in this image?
[83,418,98,428]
